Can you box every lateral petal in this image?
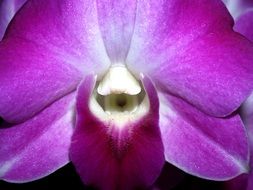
[159,92,249,180]
[0,93,75,182]
[127,0,253,117]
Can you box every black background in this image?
[0,163,224,190]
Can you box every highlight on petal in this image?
[127,0,253,117]
[96,0,137,63]
[0,0,113,123]
[0,0,26,39]
[158,92,249,180]
[70,75,164,190]
[234,9,253,41]
[0,39,82,123]
[0,93,75,183]
[222,0,249,19]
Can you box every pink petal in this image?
[234,10,253,41]
[127,0,253,117]
[0,93,75,182]
[0,39,82,123]
[70,75,165,190]
[5,0,110,73]
[0,0,112,123]
[159,92,249,180]
[0,0,26,39]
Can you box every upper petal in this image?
[96,0,137,63]
[5,0,110,73]
[159,92,249,180]
[70,75,164,190]
[0,93,75,183]
[0,0,114,123]
[127,0,253,117]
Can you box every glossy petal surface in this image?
[127,0,253,117]
[159,92,249,180]
[0,93,75,182]
[70,75,164,190]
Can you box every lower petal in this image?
[0,93,75,182]
[70,75,164,190]
[159,92,249,180]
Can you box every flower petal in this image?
[225,93,253,190]
[0,0,111,123]
[234,9,253,41]
[70,75,164,190]
[0,93,75,183]
[127,0,253,117]
[0,38,81,123]
[0,0,26,39]
[5,0,110,73]
[96,0,136,62]
[159,92,249,180]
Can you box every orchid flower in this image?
[0,0,26,39]
[221,1,253,189]
[1,1,253,189]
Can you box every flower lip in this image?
[89,68,149,128]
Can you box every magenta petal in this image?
[0,0,26,39]
[0,39,81,123]
[70,75,165,190]
[127,0,253,117]
[159,92,249,180]
[234,10,253,42]
[5,0,110,73]
[0,93,75,182]
[0,0,113,123]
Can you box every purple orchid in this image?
[0,0,26,39]
[221,0,253,189]
[1,0,253,189]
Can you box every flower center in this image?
[89,65,149,128]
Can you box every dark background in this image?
[0,163,225,190]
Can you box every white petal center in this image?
[97,65,141,95]
[89,66,149,128]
